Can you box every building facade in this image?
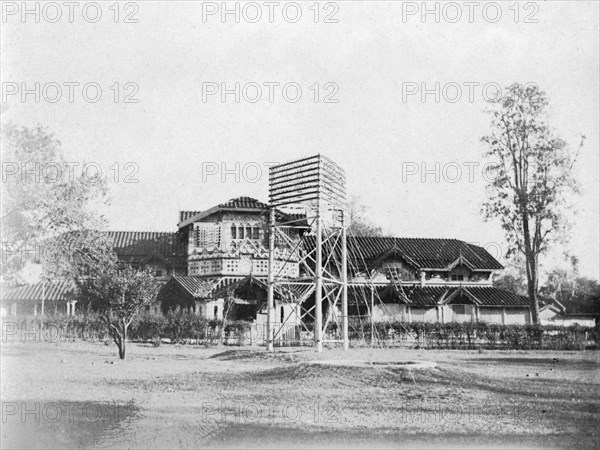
[157,197,531,325]
[2,196,531,325]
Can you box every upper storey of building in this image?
[168,196,503,285]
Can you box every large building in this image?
[2,196,532,324]
[131,196,531,325]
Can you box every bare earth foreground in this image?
[1,341,599,449]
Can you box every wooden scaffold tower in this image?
[266,154,348,352]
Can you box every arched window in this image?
[231,225,237,239]
[246,225,252,239]
[214,305,218,319]
[238,226,244,239]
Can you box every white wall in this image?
[551,317,596,327]
[479,307,503,324]
[372,304,406,322]
[194,298,225,320]
[411,307,437,323]
[255,302,302,327]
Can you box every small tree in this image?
[78,266,160,359]
[481,84,582,323]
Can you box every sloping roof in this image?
[178,196,305,228]
[404,286,449,306]
[464,287,530,306]
[359,285,528,307]
[180,211,201,222]
[107,231,187,266]
[218,197,268,209]
[169,275,215,298]
[180,199,270,223]
[2,281,73,302]
[306,237,503,272]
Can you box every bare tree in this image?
[347,195,385,237]
[481,84,582,323]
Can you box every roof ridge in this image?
[107,230,176,234]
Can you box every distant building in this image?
[540,300,599,327]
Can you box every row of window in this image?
[231,225,261,240]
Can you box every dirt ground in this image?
[1,341,599,449]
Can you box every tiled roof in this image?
[218,197,268,210]
[464,286,530,306]
[179,211,201,222]
[164,276,217,298]
[366,285,528,307]
[306,237,503,271]
[178,197,305,227]
[2,281,73,302]
[404,286,449,306]
[107,231,187,265]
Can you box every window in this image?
[214,305,218,319]
[246,226,252,239]
[281,306,285,324]
[238,226,244,239]
[451,274,464,281]
[155,270,163,277]
[231,225,237,239]
[253,227,260,240]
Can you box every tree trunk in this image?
[527,268,540,324]
[119,319,127,359]
[118,339,125,359]
[522,214,540,324]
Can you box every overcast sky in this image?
[1,1,598,278]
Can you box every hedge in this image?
[345,319,598,350]
[3,313,597,350]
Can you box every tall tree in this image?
[481,84,582,323]
[1,123,112,285]
[77,265,160,359]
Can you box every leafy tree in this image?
[493,265,527,296]
[481,84,582,323]
[77,265,160,359]
[1,123,112,286]
[347,195,385,237]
